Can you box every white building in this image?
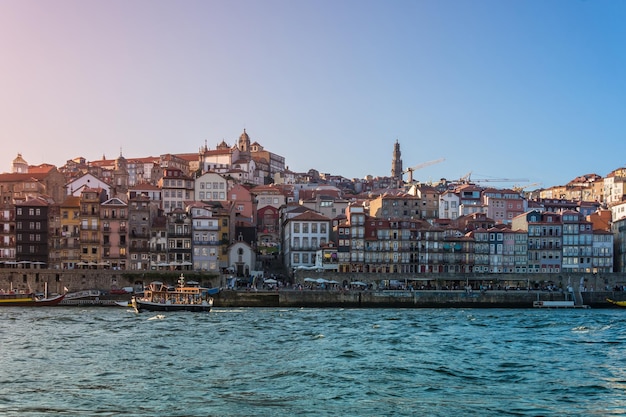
[227,241,256,277]
[159,168,194,213]
[65,173,111,197]
[282,210,330,270]
[188,202,221,273]
[439,190,460,220]
[194,172,229,202]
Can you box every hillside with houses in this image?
[2,130,626,279]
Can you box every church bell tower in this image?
[391,140,403,183]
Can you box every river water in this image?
[0,306,624,417]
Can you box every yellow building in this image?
[58,195,81,269]
[79,188,106,267]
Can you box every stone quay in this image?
[0,269,624,308]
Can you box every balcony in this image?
[80,237,101,244]
[168,232,191,238]
[193,240,222,246]
[57,242,80,249]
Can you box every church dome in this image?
[11,153,28,173]
[13,153,27,165]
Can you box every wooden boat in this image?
[115,300,133,308]
[0,292,65,307]
[132,274,214,313]
[606,298,626,307]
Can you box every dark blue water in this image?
[0,307,625,416]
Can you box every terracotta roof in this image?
[61,195,81,206]
[0,172,49,182]
[174,153,200,161]
[15,197,49,206]
[28,164,56,173]
[200,149,233,156]
[291,210,330,221]
[130,183,161,191]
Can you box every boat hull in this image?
[0,293,65,307]
[115,301,132,308]
[133,299,213,312]
[606,298,626,307]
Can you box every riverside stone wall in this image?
[1,269,624,309]
[293,270,626,291]
[0,269,221,294]
[213,288,621,308]
[1,269,624,295]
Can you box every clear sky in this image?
[1,0,625,189]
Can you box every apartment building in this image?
[561,210,593,274]
[57,196,81,269]
[160,168,194,213]
[482,188,526,224]
[195,172,229,203]
[0,203,15,262]
[101,198,128,270]
[282,210,330,270]
[512,210,562,274]
[79,188,106,267]
[15,197,50,266]
[148,214,168,270]
[188,202,221,273]
[128,195,154,270]
[166,207,192,268]
[592,230,614,274]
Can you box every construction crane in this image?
[474,178,529,184]
[403,158,445,183]
[512,182,542,193]
[459,172,528,185]
[459,171,473,184]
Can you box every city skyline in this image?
[1,0,625,188]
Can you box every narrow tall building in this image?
[391,140,403,183]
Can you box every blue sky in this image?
[1,0,625,189]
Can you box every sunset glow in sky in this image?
[1,0,625,188]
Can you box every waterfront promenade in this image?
[1,268,624,308]
[214,287,620,309]
[56,287,624,309]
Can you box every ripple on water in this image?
[1,307,626,417]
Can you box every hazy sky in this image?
[1,0,625,189]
